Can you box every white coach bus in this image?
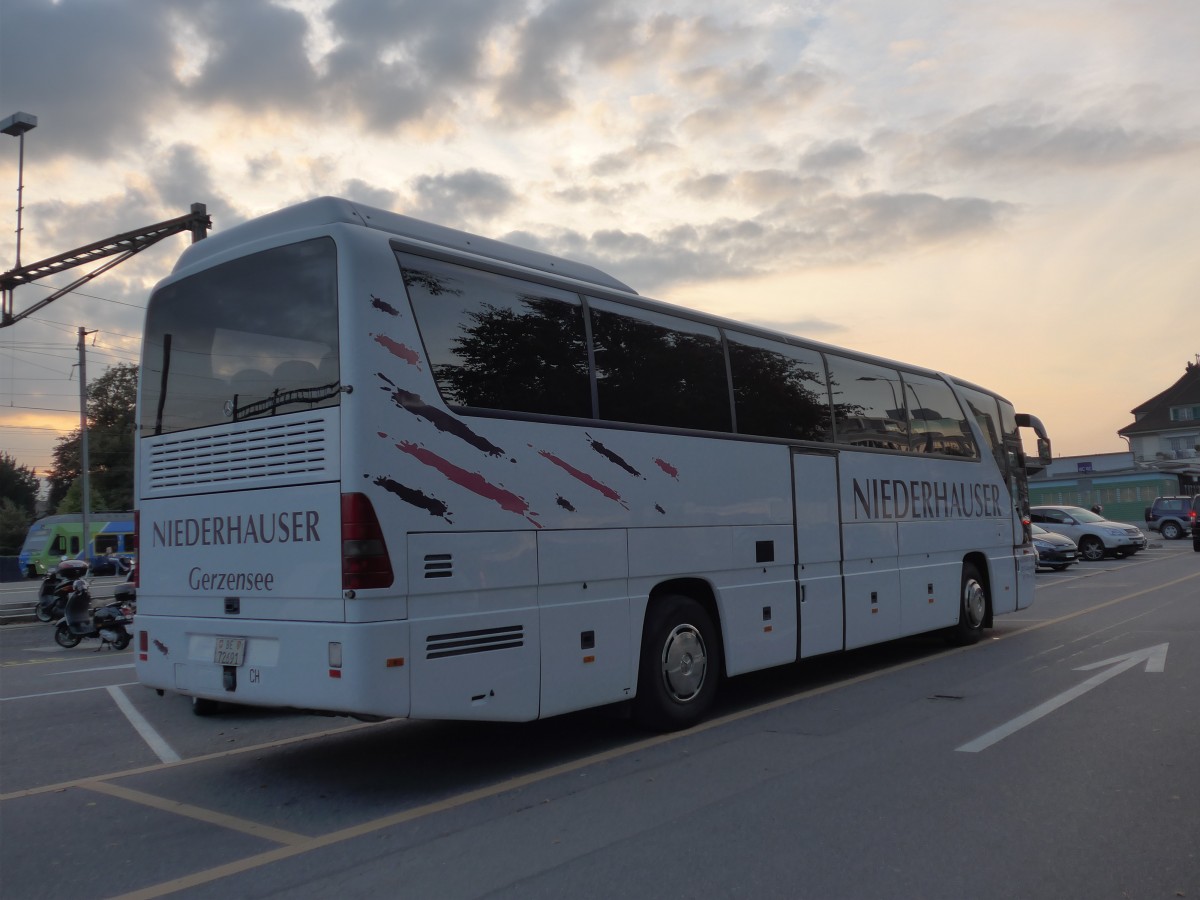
[134,197,1051,728]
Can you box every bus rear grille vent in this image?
[423,554,453,579]
[147,418,328,488]
[426,625,524,660]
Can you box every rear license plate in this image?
[214,637,246,667]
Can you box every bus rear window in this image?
[141,238,340,436]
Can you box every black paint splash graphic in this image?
[373,475,452,522]
[377,373,505,457]
[371,294,401,316]
[655,504,666,515]
[556,495,577,512]
[586,433,641,477]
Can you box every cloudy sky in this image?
[2,0,1199,484]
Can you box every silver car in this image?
[1029,506,1147,562]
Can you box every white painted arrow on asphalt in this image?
[955,643,1169,753]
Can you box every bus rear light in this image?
[138,630,148,662]
[328,642,342,668]
[341,493,394,590]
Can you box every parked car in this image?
[1031,524,1078,571]
[1143,496,1194,540]
[1029,506,1147,561]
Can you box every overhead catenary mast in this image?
[0,204,211,327]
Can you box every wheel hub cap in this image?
[661,625,707,703]
[964,581,986,627]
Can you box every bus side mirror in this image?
[1015,413,1052,474]
[1025,437,1051,474]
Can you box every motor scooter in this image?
[53,579,134,650]
[35,560,90,623]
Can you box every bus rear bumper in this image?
[134,615,411,719]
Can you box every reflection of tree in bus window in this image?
[589,301,730,432]
[400,256,591,418]
[727,333,832,442]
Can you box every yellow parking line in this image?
[104,647,994,900]
[81,780,309,846]
[0,720,378,802]
[0,657,61,668]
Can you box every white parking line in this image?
[52,663,135,675]
[107,685,181,764]
[2,681,139,701]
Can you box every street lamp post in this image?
[1,111,37,268]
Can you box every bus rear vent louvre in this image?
[147,418,329,488]
[426,626,523,660]
[423,554,453,579]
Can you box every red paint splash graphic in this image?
[372,334,423,370]
[396,441,540,527]
[538,450,628,508]
[654,458,679,479]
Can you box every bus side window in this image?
[588,298,731,433]
[727,331,832,442]
[399,253,592,419]
[900,372,978,458]
[825,356,911,452]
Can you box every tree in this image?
[55,481,113,514]
[0,451,39,516]
[46,363,138,513]
[0,499,32,555]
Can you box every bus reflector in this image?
[341,493,394,590]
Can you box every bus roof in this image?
[171,196,636,294]
[166,197,1008,400]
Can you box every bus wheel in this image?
[192,697,220,716]
[633,594,720,731]
[948,564,987,646]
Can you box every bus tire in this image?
[948,563,987,646]
[633,594,720,731]
[192,697,220,716]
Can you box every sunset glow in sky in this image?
[2,0,1199,483]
